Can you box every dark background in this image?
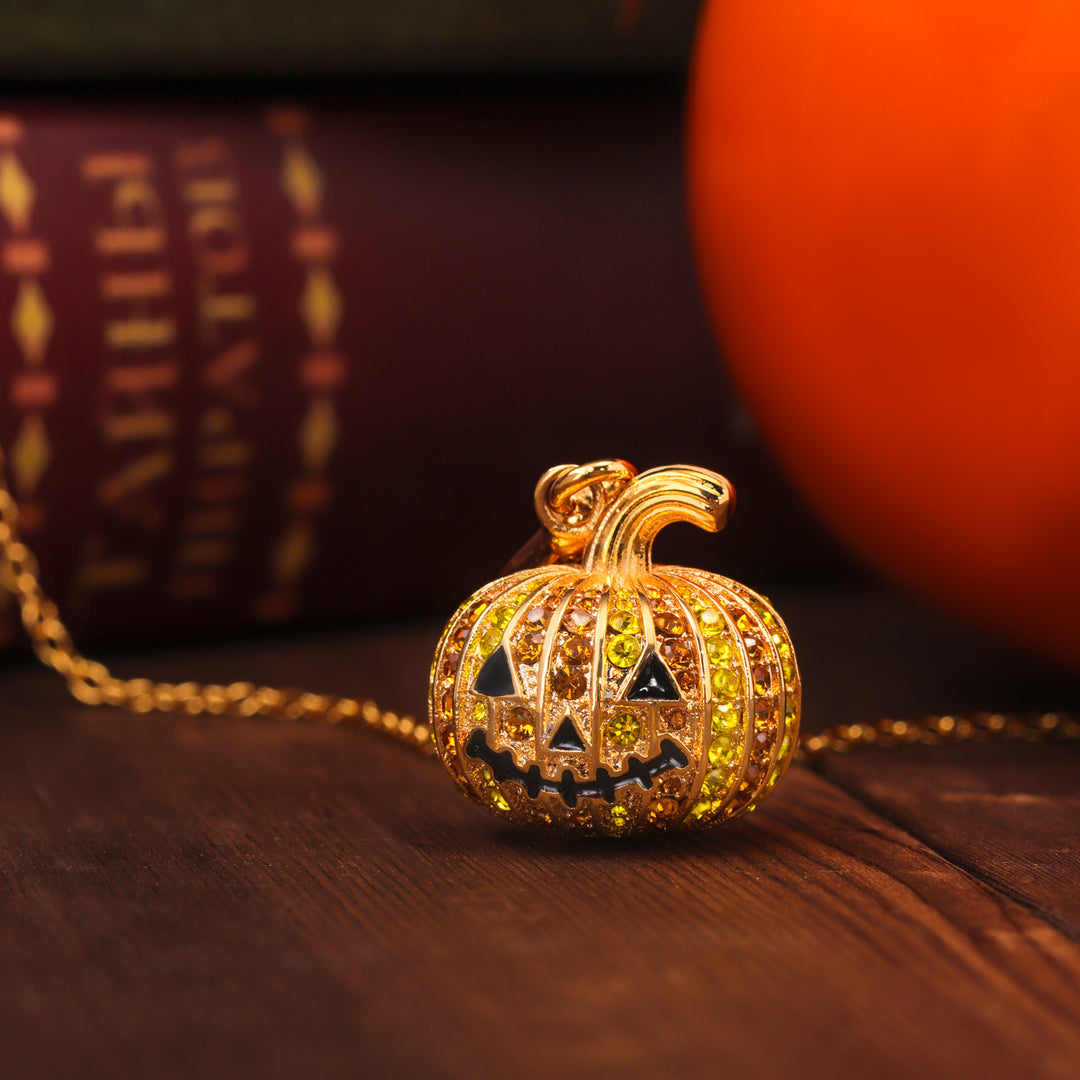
[1,6,1079,1080]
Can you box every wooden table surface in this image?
[2,585,1079,1080]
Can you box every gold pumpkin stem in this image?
[581,465,734,580]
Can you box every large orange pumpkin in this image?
[689,0,1080,666]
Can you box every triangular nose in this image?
[625,649,681,702]
[549,715,586,752]
[474,646,516,697]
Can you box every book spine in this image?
[0,88,845,653]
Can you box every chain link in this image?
[0,448,1076,763]
[798,710,1080,761]
[0,453,434,756]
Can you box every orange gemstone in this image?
[647,796,681,822]
[653,611,686,637]
[560,636,592,665]
[551,667,586,698]
[514,632,545,664]
[663,708,688,729]
[563,607,594,635]
[659,637,692,667]
[441,687,455,716]
[753,666,772,695]
[675,669,698,693]
[505,705,535,740]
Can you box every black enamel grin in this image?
[465,729,689,809]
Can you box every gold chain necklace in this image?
[1,451,1076,838]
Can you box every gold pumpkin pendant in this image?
[429,461,801,836]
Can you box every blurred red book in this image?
[0,85,847,653]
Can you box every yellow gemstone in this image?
[701,769,726,796]
[608,608,641,635]
[709,735,739,768]
[688,797,714,821]
[706,638,735,666]
[778,733,792,761]
[785,699,797,725]
[712,666,741,701]
[608,805,630,830]
[698,608,725,636]
[480,766,510,810]
[677,586,706,612]
[711,703,741,736]
[478,627,502,658]
[736,611,754,632]
[491,606,515,628]
[605,711,642,746]
[606,634,641,668]
[778,642,795,683]
[472,700,489,721]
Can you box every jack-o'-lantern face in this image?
[430,464,800,836]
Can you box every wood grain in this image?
[1,599,1079,1080]
[819,743,1080,941]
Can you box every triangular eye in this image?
[625,649,681,702]
[474,646,517,697]
[549,715,586,752]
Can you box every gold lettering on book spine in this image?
[75,149,178,604]
[168,137,259,600]
[0,116,53,644]
[257,109,344,621]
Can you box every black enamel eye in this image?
[474,646,516,697]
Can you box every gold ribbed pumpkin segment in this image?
[582,466,734,580]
